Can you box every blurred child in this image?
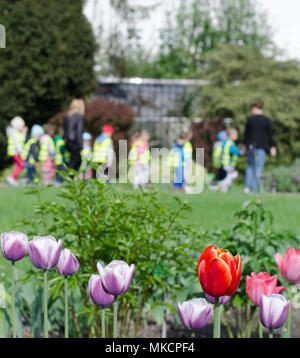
[182,131,193,192]
[39,123,56,185]
[209,130,228,189]
[128,130,150,189]
[219,128,240,193]
[79,132,93,180]
[168,133,188,191]
[92,125,114,181]
[21,124,44,184]
[54,127,68,183]
[6,116,27,186]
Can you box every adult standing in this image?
[243,102,276,193]
[63,99,85,171]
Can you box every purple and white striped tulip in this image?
[97,260,135,296]
[205,293,231,305]
[177,298,213,330]
[28,236,62,270]
[89,274,114,307]
[1,231,28,262]
[57,249,79,276]
[259,294,290,329]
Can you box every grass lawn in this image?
[0,184,299,234]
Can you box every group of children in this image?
[6,115,241,192]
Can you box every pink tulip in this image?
[246,272,286,306]
[57,249,79,276]
[88,274,114,307]
[275,248,300,284]
[205,293,231,305]
[1,231,28,262]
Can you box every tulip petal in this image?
[205,258,232,297]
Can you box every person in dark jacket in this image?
[242,102,277,193]
[63,99,85,171]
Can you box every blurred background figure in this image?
[128,130,150,189]
[210,130,228,190]
[63,99,85,171]
[79,131,93,180]
[21,124,44,184]
[219,128,241,193]
[6,116,27,187]
[243,102,276,193]
[39,123,56,185]
[92,124,114,181]
[54,126,68,184]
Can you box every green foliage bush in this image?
[262,160,300,193]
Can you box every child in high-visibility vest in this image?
[6,116,27,187]
[79,132,93,180]
[92,125,114,180]
[21,124,44,184]
[54,127,69,183]
[182,131,193,192]
[209,130,228,190]
[219,128,241,193]
[128,130,150,189]
[39,123,56,185]
[168,133,189,191]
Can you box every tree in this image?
[195,45,300,165]
[0,0,97,170]
[154,0,272,78]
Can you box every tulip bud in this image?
[97,260,135,296]
[88,274,114,307]
[1,231,28,262]
[57,249,79,276]
[275,248,300,284]
[259,294,290,329]
[177,298,213,330]
[246,272,286,306]
[28,236,62,270]
[205,293,230,305]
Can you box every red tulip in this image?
[246,272,286,306]
[197,245,241,297]
[275,248,300,284]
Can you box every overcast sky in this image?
[83,0,300,61]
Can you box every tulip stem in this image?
[269,328,273,338]
[191,331,195,338]
[64,277,69,338]
[44,270,48,338]
[102,309,105,338]
[213,297,221,338]
[258,317,263,338]
[11,261,16,338]
[113,300,118,338]
[287,285,293,338]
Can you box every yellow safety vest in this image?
[184,141,193,160]
[7,131,24,157]
[128,140,150,166]
[213,140,238,168]
[80,147,92,170]
[92,137,113,164]
[212,145,222,169]
[39,136,55,162]
[167,148,181,168]
[21,138,38,165]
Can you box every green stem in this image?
[191,331,195,338]
[44,270,48,338]
[113,300,118,338]
[287,285,293,338]
[64,277,69,338]
[102,309,105,338]
[269,328,273,338]
[12,262,16,338]
[258,317,263,338]
[213,297,221,338]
